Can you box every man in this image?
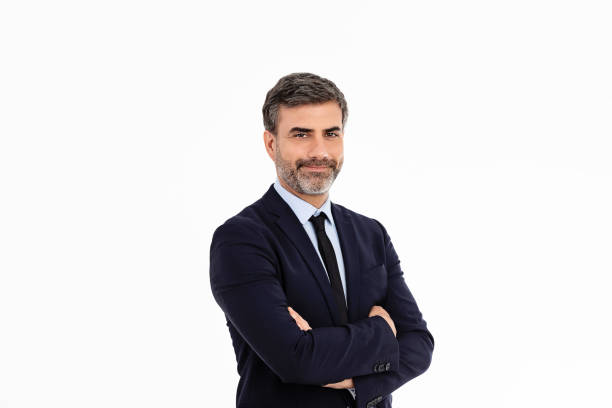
[209,73,434,408]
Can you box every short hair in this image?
[262,72,348,134]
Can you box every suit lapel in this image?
[331,202,361,322]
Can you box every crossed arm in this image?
[288,305,398,389]
[210,219,433,401]
[210,220,401,386]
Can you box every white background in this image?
[1,1,611,407]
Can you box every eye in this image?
[294,133,307,138]
[326,132,339,137]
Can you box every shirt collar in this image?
[273,177,334,227]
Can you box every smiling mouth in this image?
[303,166,330,172]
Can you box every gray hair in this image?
[262,72,348,134]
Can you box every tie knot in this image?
[309,212,327,232]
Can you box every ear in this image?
[263,130,276,161]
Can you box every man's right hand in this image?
[369,305,397,337]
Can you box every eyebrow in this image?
[288,126,342,133]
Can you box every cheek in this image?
[285,148,307,163]
[331,143,343,157]
[334,151,344,166]
[280,151,302,168]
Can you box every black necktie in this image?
[309,212,348,324]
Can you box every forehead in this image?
[277,101,342,130]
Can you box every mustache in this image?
[298,159,336,168]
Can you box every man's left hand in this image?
[323,378,354,389]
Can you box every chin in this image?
[300,181,334,195]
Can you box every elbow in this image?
[401,329,434,380]
[417,330,435,375]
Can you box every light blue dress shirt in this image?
[273,178,357,399]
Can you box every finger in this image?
[289,307,304,320]
[290,313,308,330]
[291,312,303,324]
[322,380,345,389]
[292,311,307,326]
[288,307,312,330]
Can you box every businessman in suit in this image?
[209,73,434,408]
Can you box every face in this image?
[264,101,344,195]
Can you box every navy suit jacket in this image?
[210,184,434,408]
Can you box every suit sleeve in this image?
[353,219,434,408]
[209,219,399,386]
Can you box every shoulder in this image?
[210,211,265,249]
[209,187,283,249]
[331,201,389,239]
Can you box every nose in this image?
[306,134,329,160]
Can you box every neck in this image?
[278,177,329,209]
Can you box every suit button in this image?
[385,362,390,371]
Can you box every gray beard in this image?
[275,148,341,195]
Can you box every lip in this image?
[303,166,329,171]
